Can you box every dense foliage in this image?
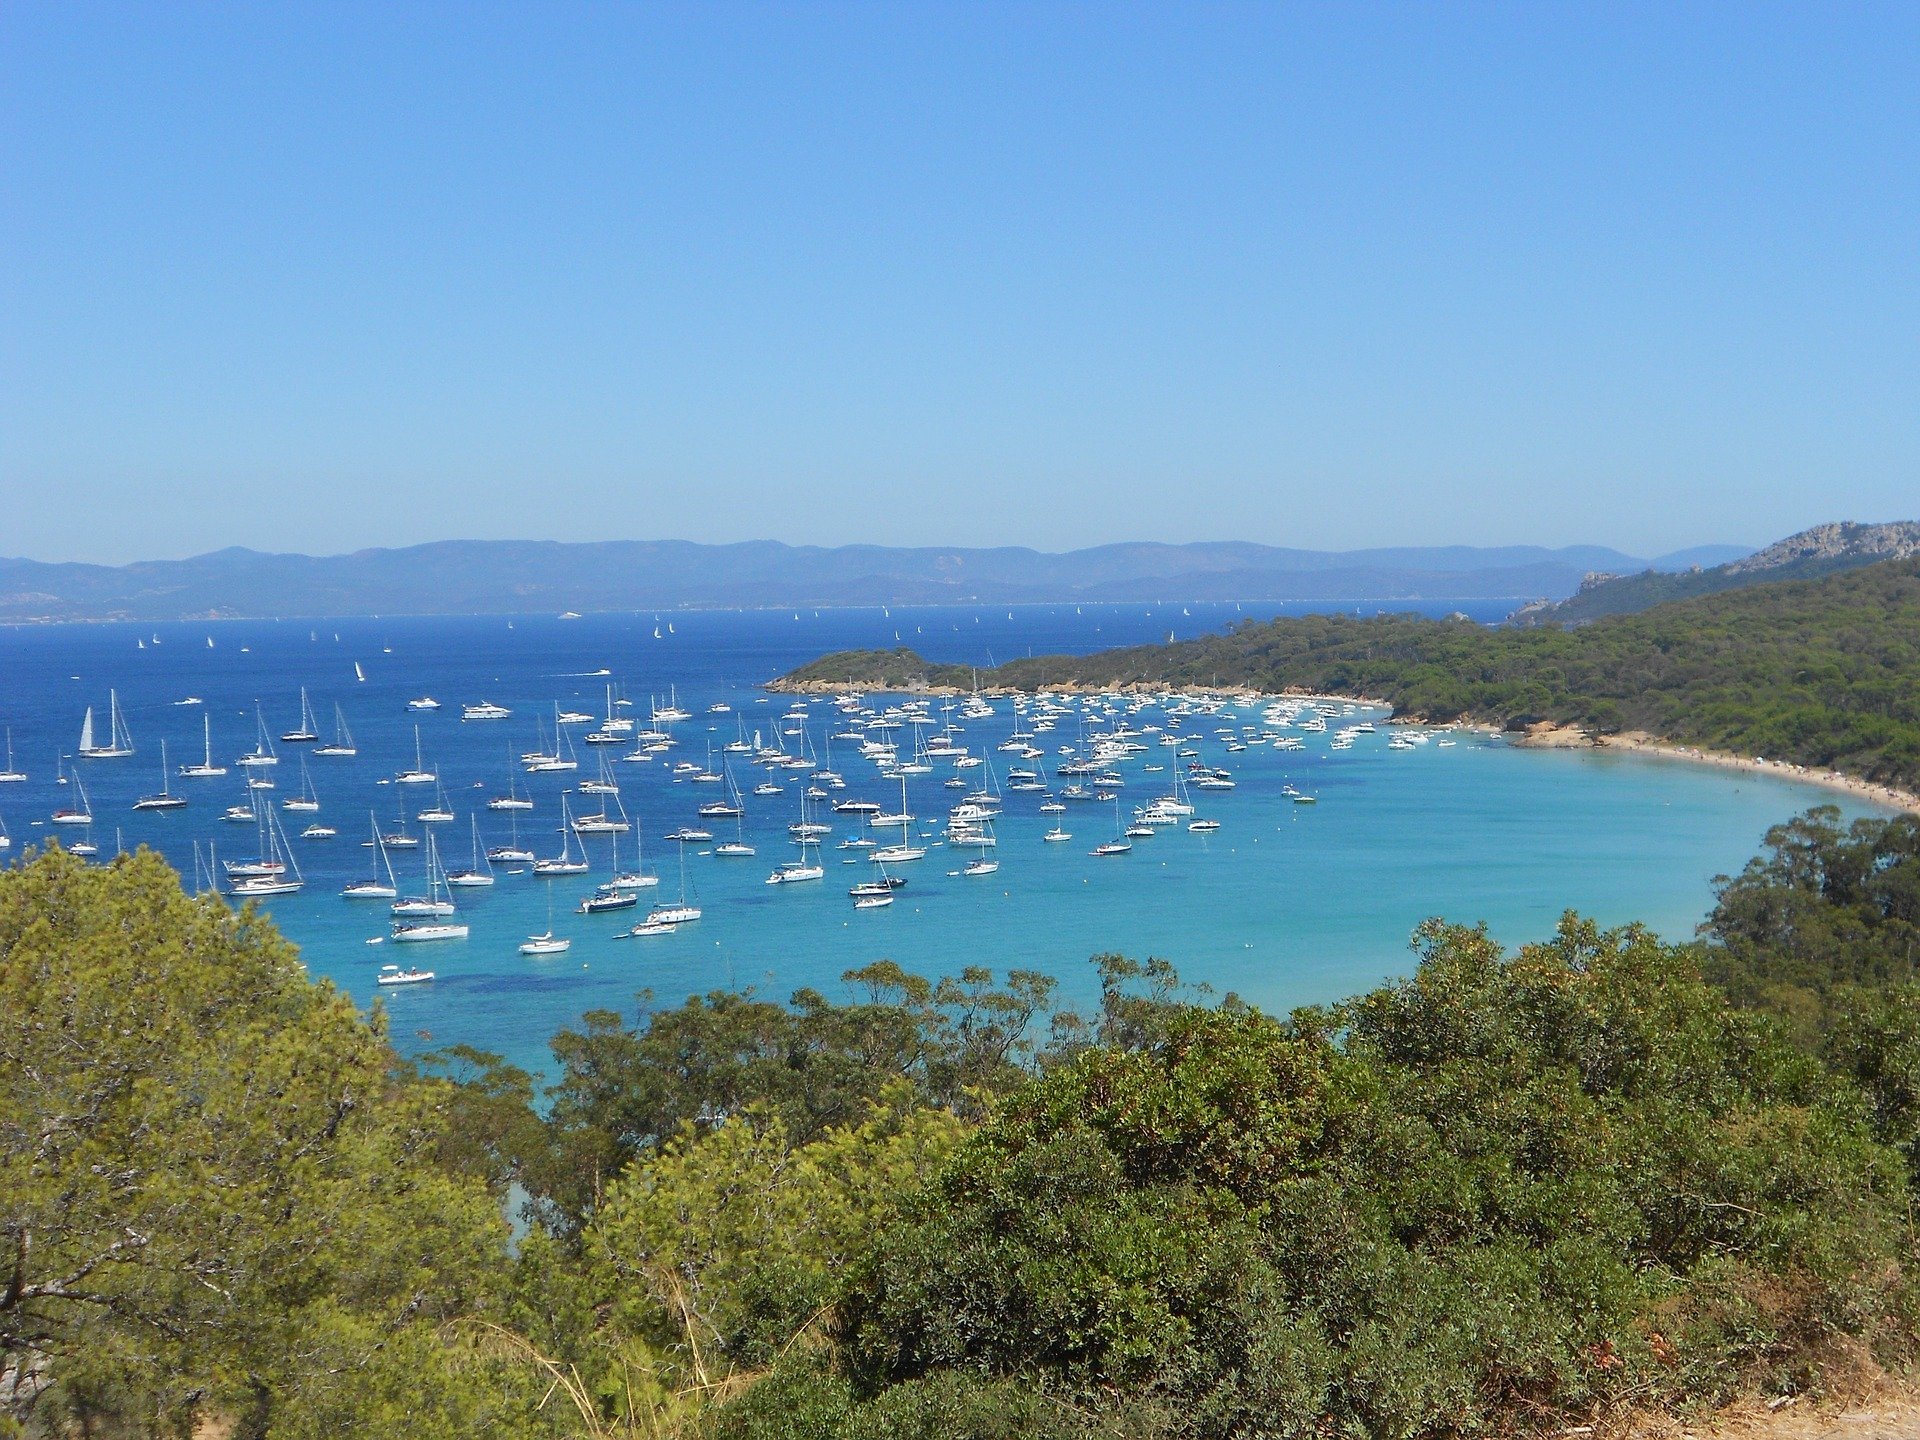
[780,558,1920,790]
[12,814,1920,1435]
[0,849,552,1437]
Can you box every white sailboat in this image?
[280,687,321,743]
[342,814,400,899]
[395,725,436,785]
[533,796,590,875]
[236,703,278,768]
[871,775,926,864]
[180,715,227,777]
[487,806,536,864]
[314,703,357,756]
[228,806,304,895]
[77,690,135,758]
[281,757,321,813]
[392,831,457,916]
[645,845,701,925]
[51,773,94,827]
[390,834,468,941]
[0,730,26,783]
[520,884,571,955]
[445,816,496,887]
[132,741,188,810]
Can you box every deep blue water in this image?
[0,599,1881,1077]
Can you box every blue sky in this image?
[2,3,1914,563]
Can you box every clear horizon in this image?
[3,3,1914,564]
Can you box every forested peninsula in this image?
[775,556,1920,794]
[11,807,1920,1436]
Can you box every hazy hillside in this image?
[0,536,1723,622]
[1510,521,1916,626]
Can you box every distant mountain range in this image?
[0,538,1753,623]
[1509,522,1920,626]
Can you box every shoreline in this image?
[779,673,1918,816]
[1586,731,1920,816]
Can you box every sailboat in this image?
[392,831,458,916]
[179,715,227,777]
[445,816,496,887]
[768,792,825,883]
[228,806,305,895]
[520,884,571,955]
[133,741,188,810]
[314,703,357,756]
[280,687,321,743]
[487,752,535,810]
[280,757,321,813]
[236,704,278,768]
[1091,798,1133,856]
[416,780,456,824]
[396,726,436,785]
[871,775,926,864]
[579,749,621,795]
[0,730,25,783]
[487,806,536,864]
[578,833,640,911]
[342,814,399,898]
[714,804,756,857]
[644,844,701,926]
[77,690,135,758]
[51,773,94,826]
[533,796,590,875]
[961,819,999,876]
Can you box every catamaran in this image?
[77,690,135,759]
[280,687,321,743]
[132,741,188,811]
[342,814,400,899]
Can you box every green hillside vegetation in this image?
[1510,553,1877,626]
[779,557,1920,791]
[10,815,1920,1435]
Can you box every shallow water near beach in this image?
[0,600,1885,1077]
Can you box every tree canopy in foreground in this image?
[9,822,1920,1436]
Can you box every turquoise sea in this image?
[0,601,1885,1077]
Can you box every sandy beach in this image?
[1522,727,1920,816]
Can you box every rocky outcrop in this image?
[1725,521,1920,575]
